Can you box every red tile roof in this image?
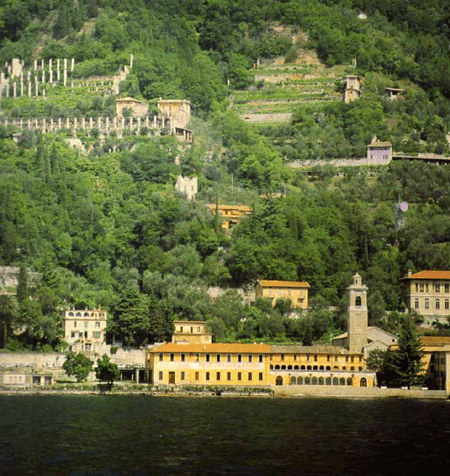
[403,270,450,280]
[420,336,450,347]
[149,343,272,353]
[257,280,310,288]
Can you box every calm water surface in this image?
[1,395,449,476]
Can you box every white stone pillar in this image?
[5,80,9,97]
[34,60,38,71]
[81,117,85,129]
[66,118,70,129]
[137,116,141,133]
[63,58,67,86]
[43,118,46,134]
[43,89,46,99]
[28,118,31,129]
[130,53,134,68]
[129,118,133,131]
[13,81,16,98]
[20,73,23,96]
[42,69,45,83]
[145,116,149,128]
[35,79,39,97]
[28,80,31,97]
[57,59,60,82]
[71,58,75,72]
[89,117,93,128]
[41,59,44,71]
[74,117,77,132]
[49,59,53,83]
[58,118,61,129]
[50,118,54,132]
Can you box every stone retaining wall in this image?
[274,385,447,398]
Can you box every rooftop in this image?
[149,343,272,353]
[257,280,310,288]
[403,270,450,280]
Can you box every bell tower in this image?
[348,273,368,353]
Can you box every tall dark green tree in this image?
[390,316,424,389]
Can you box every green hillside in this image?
[1,0,450,351]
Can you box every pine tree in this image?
[390,315,424,389]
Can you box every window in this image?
[259,355,263,363]
[446,300,449,310]
[170,354,174,362]
[74,321,77,328]
[446,284,449,293]
[335,356,338,362]
[415,299,419,309]
[181,354,185,362]
[306,355,310,361]
[281,354,284,361]
[181,372,185,381]
[248,372,252,381]
[216,372,221,381]
[195,372,199,381]
[355,296,362,307]
[159,353,163,362]
[420,283,424,292]
[93,331,101,339]
[95,322,100,329]
[327,356,331,362]
[425,299,430,310]
[216,354,221,362]
[206,354,210,362]
[84,321,89,328]
[195,354,199,362]
[238,372,242,381]
[206,372,210,381]
[426,284,429,292]
[436,299,440,310]
[415,283,419,292]
[259,372,263,381]
[71,332,76,338]
[238,354,242,363]
[436,284,441,293]
[314,355,318,362]
[248,355,252,363]
[227,354,231,362]
[227,372,231,381]
[159,371,163,380]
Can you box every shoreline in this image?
[0,388,448,399]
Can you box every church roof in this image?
[420,336,450,347]
[257,280,310,288]
[270,345,354,355]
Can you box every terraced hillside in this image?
[231,51,351,124]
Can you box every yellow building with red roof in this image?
[255,280,310,309]
[401,270,450,321]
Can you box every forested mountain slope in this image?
[1,0,450,350]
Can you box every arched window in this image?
[360,378,367,387]
[276,376,283,386]
[319,366,324,370]
[313,365,318,370]
[68,312,74,317]
[275,365,280,370]
[294,365,299,370]
[301,365,305,370]
[333,366,339,370]
[287,365,292,370]
[307,365,312,370]
[326,366,331,370]
[355,296,362,307]
[291,376,296,385]
[347,378,353,386]
[319,377,324,385]
[75,312,81,317]
[270,365,273,370]
[312,377,318,385]
[298,377,303,385]
[326,377,332,385]
[84,312,89,317]
[281,365,286,370]
[333,377,339,385]
[340,378,346,386]
[305,377,310,385]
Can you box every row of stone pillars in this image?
[0,58,76,97]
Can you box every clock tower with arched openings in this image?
[348,273,368,353]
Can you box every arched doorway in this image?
[276,376,283,386]
[360,378,367,387]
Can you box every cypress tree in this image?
[390,315,424,389]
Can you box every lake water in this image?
[1,395,449,475]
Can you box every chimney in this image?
[407,269,412,277]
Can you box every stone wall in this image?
[0,353,66,369]
[273,384,447,398]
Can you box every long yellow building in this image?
[147,343,375,388]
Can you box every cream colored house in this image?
[401,270,450,323]
[63,308,107,352]
[116,97,149,117]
